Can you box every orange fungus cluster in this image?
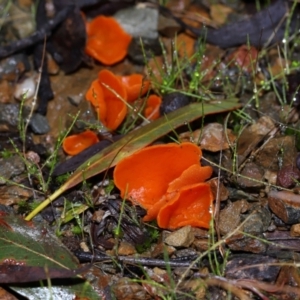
[114,142,214,229]
[63,16,162,156]
[85,69,153,131]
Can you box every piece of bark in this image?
[160,0,297,48]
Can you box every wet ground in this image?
[1,0,300,299]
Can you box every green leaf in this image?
[26,100,240,220]
[0,214,99,299]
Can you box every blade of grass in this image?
[25,100,240,221]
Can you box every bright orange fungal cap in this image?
[98,69,128,130]
[117,74,150,102]
[62,130,99,156]
[85,79,107,122]
[157,182,213,229]
[144,94,162,121]
[113,142,202,214]
[85,16,132,65]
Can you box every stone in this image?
[198,123,236,152]
[112,277,151,300]
[0,104,21,127]
[114,6,159,39]
[226,254,280,282]
[128,37,162,65]
[0,54,30,81]
[182,279,206,299]
[242,206,271,234]
[0,155,25,185]
[117,241,136,256]
[236,116,276,162]
[218,200,249,235]
[164,226,195,247]
[208,178,229,201]
[0,185,33,205]
[255,135,297,171]
[14,75,36,101]
[290,224,300,237]
[68,94,83,106]
[193,239,209,251]
[29,113,51,134]
[226,233,267,253]
[160,92,190,115]
[236,162,265,191]
[276,165,300,188]
[268,190,300,224]
[151,242,176,258]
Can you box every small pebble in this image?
[128,37,162,65]
[268,190,300,224]
[160,92,190,115]
[0,54,30,81]
[29,113,51,134]
[114,6,159,39]
[0,185,33,205]
[237,162,265,191]
[117,241,136,256]
[25,151,40,164]
[68,94,83,106]
[276,165,300,188]
[0,155,25,185]
[14,75,36,101]
[218,200,249,235]
[290,224,300,237]
[80,242,90,252]
[164,226,195,247]
[0,103,22,127]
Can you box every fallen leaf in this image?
[26,100,241,221]
[0,214,98,299]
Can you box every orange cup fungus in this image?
[117,74,150,102]
[86,70,127,131]
[157,183,213,229]
[114,142,214,229]
[62,130,99,156]
[86,69,157,131]
[98,69,128,130]
[85,79,107,123]
[144,94,162,121]
[85,15,132,65]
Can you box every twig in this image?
[74,250,201,269]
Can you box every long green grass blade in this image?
[25,100,240,220]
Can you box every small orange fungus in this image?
[85,79,107,122]
[62,130,99,156]
[85,16,132,65]
[117,74,150,102]
[98,69,127,130]
[144,94,162,121]
[167,164,213,193]
[114,142,213,228]
[157,183,213,229]
[145,163,212,222]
